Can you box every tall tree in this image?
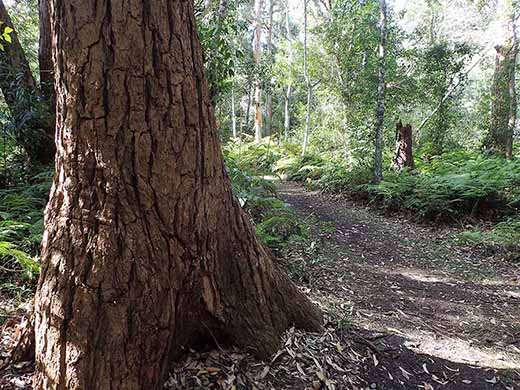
[265,0,275,138]
[0,0,54,165]
[253,0,264,142]
[284,2,293,139]
[373,0,387,183]
[486,1,517,158]
[34,1,320,389]
[38,0,54,115]
[302,0,311,156]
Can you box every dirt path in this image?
[278,182,520,390]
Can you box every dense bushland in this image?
[223,139,520,260]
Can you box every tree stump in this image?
[392,120,414,171]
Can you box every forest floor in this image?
[1,182,519,390]
[276,182,520,390]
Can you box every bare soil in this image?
[278,182,520,389]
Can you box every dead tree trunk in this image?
[33,1,320,389]
[0,0,55,165]
[392,121,414,171]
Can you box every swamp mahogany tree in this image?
[33,0,321,389]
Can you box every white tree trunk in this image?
[284,2,293,139]
[253,0,264,142]
[301,0,311,156]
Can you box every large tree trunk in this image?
[392,121,414,171]
[38,0,55,115]
[373,0,387,184]
[0,0,55,165]
[253,0,264,142]
[34,1,320,389]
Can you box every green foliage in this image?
[371,152,520,219]
[234,141,520,225]
[458,217,520,262]
[224,139,285,175]
[0,171,51,289]
[195,0,248,101]
[224,140,312,253]
[414,42,474,154]
[256,210,309,252]
[0,24,13,50]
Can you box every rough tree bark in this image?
[0,0,55,165]
[33,1,321,389]
[253,0,264,142]
[373,0,387,184]
[392,121,414,171]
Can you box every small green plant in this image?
[0,24,13,50]
[0,170,51,294]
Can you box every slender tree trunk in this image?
[0,0,55,165]
[284,2,292,139]
[487,43,517,157]
[507,14,517,159]
[231,85,238,138]
[284,84,292,139]
[301,0,311,157]
[373,0,387,184]
[265,0,274,138]
[34,1,320,389]
[486,4,517,158]
[39,0,54,114]
[244,79,253,133]
[253,0,264,142]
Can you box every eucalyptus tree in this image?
[253,0,264,142]
[34,0,321,388]
[485,0,518,158]
[302,0,311,156]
